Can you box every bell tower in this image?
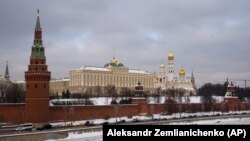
[168,52,174,82]
[25,10,51,123]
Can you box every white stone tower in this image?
[167,52,174,82]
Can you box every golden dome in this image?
[159,64,165,68]
[179,69,185,76]
[111,57,118,64]
[168,52,174,60]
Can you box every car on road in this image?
[84,120,95,126]
[16,123,33,131]
[36,123,52,130]
[132,118,140,122]
[101,121,109,125]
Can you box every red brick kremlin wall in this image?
[49,104,139,122]
[1,102,250,124]
[0,104,25,123]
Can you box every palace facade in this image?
[49,78,69,96]
[69,57,156,94]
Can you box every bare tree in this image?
[120,87,132,98]
[93,85,102,97]
[0,80,11,103]
[104,85,117,105]
[119,87,133,104]
[105,85,116,97]
[176,88,185,104]
[5,83,24,103]
[200,83,216,111]
[152,87,161,103]
[0,83,6,103]
[164,88,177,104]
[85,87,93,97]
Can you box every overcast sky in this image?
[0,0,250,87]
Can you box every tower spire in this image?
[32,9,44,57]
[4,61,10,80]
[35,9,41,31]
[191,70,195,87]
[113,46,115,60]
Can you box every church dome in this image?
[168,52,174,60]
[159,64,165,68]
[104,57,124,68]
[117,63,124,67]
[179,69,185,76]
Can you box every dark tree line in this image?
[198,82,250,100]
[198,83,228,96]
[0,83,24,103]
[163,88,189,104]
[235,87,250,100]
[198,83,220,111]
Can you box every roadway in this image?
[0,113,250,138]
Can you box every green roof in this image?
[104,58,125,68]
[31,46,45,57]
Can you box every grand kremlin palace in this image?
[50,56,156,95]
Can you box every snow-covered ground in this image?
[50,96,224,106]
[168,117,250,125]
[46,131,102,141]
[91,96,224,105]
[47,111,250,141]
[51,96,250,106]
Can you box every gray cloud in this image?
[0,0,250,87]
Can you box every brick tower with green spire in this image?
[25,10,51,123]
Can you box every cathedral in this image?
[157,52,196,95]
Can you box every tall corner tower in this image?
[25,10,51,123]
[167,52,174,82]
